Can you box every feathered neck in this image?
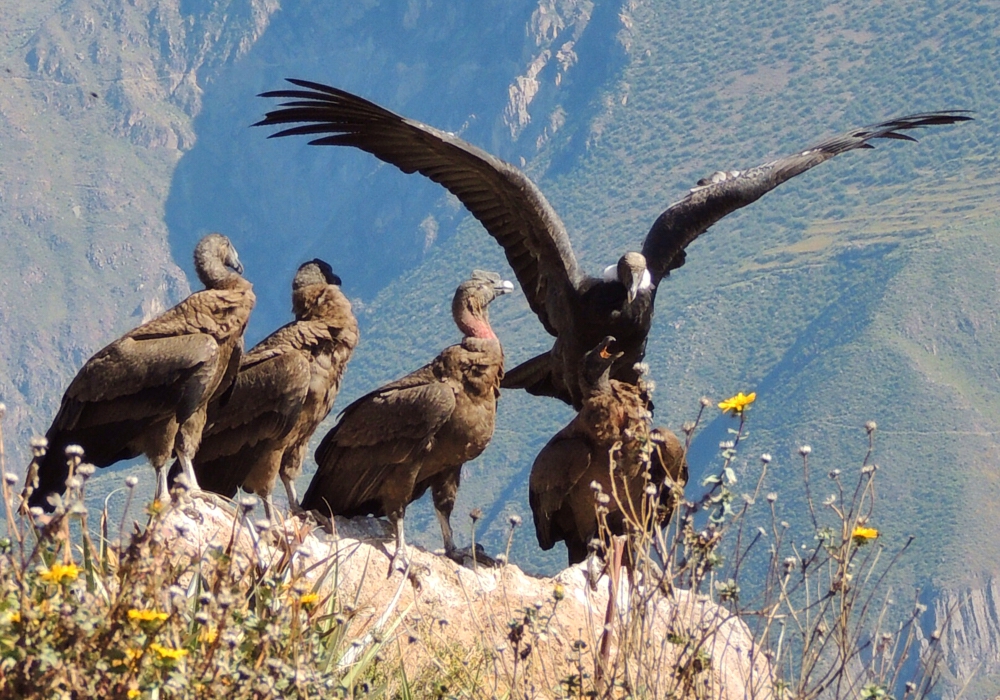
[195,245,243,290]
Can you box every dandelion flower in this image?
[553,583,566,601]
[718,392,756,415]
[5,611,20,624]
[40,563,80,584]
[127,690,141,699]
[852,526,879,545]
[128,609,169,623]
[149,642,188,660]
[198,627,218,644]
[299,593,319,606]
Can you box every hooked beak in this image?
[227,248,244,275]
[627,276,641,304]
[598,336,622,361]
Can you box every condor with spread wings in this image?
[256,80,970,408]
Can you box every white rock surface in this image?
[157,496,772,698]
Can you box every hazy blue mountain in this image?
[3,1,1000,695]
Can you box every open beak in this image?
[598,336,621,360]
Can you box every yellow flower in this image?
[298,593,319,606]
[127,691,141,699]
[5,611,20,624]
[198,626,218,644]
[553,583,565,602]
[718,392,756,415]
[852,526,879,545]
[149,642,188,661]
[128,609,169,623]
[39,563,81,584]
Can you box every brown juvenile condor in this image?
[301,270,513,573]
[529,336,687,566]
[24,233,254,510]
[176,259,358,518]
[255,79,971,409]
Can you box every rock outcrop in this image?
[156,497,771,698]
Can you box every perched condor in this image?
[301,271,513,573]
[529,336,687,566]
[256,79,971,409]
[25,233,254,509]
[177,259,358,518]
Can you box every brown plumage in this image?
[25,233,254,510]
[301,271,513,573]
[178,259,358,518]
[529,336,687,566]
[256,80,971,408]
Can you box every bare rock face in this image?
[157,497,771,698]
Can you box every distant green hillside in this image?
[3,0,1000,695]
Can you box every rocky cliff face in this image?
[0,0,279,461]
[926,579,1000,699]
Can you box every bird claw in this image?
[445,543,499,569]
[388,545,410,577]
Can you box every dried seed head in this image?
[125,475,139,488]
[0,403,6,419]
[645,484,657,496]
[799,445,812,456]
[508,514,522,528]
[633,362,649,376]
[3,473,18,486]
[905,682,917,693]
[828,468,841,479]
[65,476,83,490]
[64,445,85,459]
[254,519,271,533]
[28,506,44,517]
[590,480,603,492]
[700,396,712,407]
[30,436,48,455]
[865,420,877,434]
[77,463,96,479]
[495,553,508,565]
[469,508,483,523]
[766,492,778,503]
[239,495,258,512]
[760,453,772,464]
[783,557,796,573]
[195,611,210,624]
[682,420,696,435]
[596,492,611,505]
[198,592,213,606]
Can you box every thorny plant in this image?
[0,393,958,699]
[0,403,416,699]
[571,390,954,700]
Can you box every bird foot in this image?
[445,543,499,569]
[388,545,411,577]
[308,510,335,534]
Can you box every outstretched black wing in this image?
[641,112,972,284]
[256,78,580,337]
